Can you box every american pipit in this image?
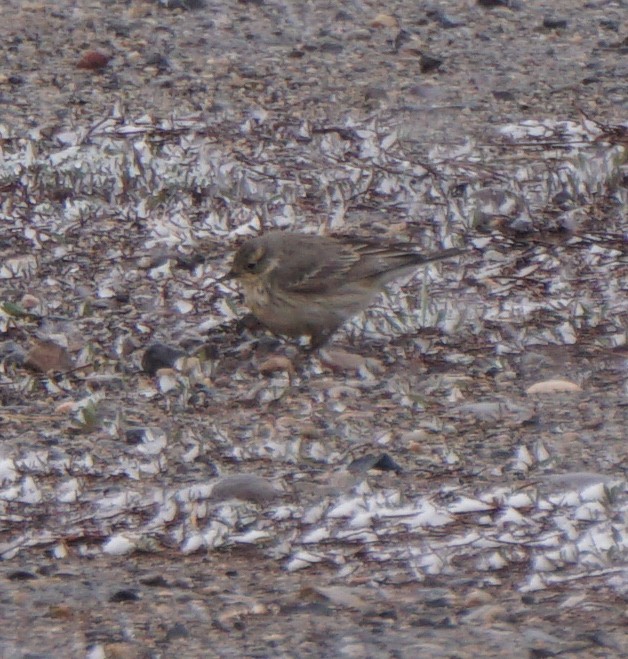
[226,231,464,349]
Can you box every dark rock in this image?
[426,8,466,28]
[364,86,388,102]
[393,29,412,52]
[477,0,521,8]
[318,41,344,54]
[551,191,574,209]
[139,575,170,587]
[125,428,148,445]
[145,53,170,71]
[493,89,515,101]
[348,453,402,474]
[159,0,206,9]
[599,19,619,31]
[7,570,38,581]
[543,16,569,29]
[109,589,141,602]
[141,343,185,375]
[165,623,190,641]
[420,53,444,73]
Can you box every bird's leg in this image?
[308,328,336,352]
[235,313,266,335]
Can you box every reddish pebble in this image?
[77,51,111,70]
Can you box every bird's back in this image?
[261,232,462,293]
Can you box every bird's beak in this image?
[218,270,237,282]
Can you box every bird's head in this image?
[227,238,270,280]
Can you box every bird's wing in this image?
[347,239,466,281]
[279,238,362,294]
[276,235,464,293]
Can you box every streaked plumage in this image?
[227,231,464,348]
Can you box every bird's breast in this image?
[241,279,272,316]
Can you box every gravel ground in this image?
[0,1,627,658]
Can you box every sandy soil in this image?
[0,1,626,657]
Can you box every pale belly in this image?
[241,279,376,339]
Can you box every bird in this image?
[225,231,465,349]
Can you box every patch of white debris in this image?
[0,432,625,591]
[0,111,625,596]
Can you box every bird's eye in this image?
[245,261,257,271]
